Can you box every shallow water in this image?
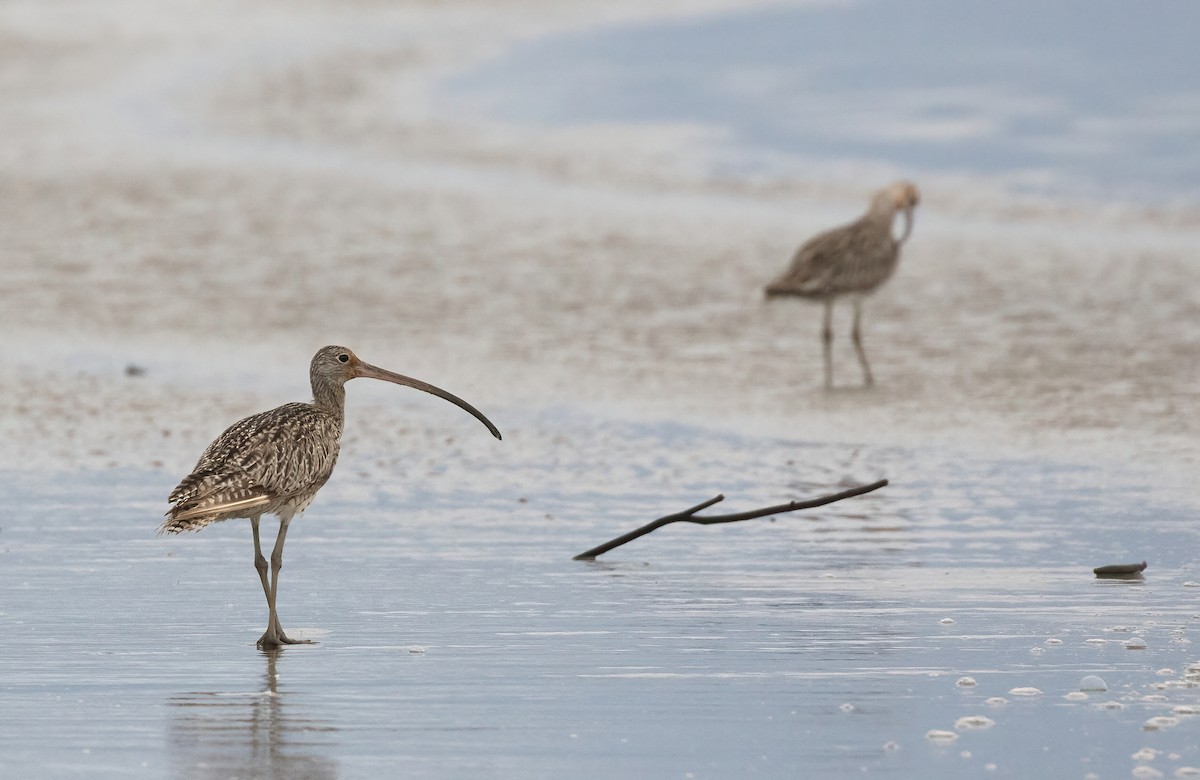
[447,0,1200,201]
[3,417,1199,778]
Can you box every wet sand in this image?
[1,0,1199,777]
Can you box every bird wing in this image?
[766,225,852,296]
[767,216,898,297]
[166,403,342,526]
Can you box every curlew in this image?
[161,345,501,649]
[765,181,920,388]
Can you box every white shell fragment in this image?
[954,715,995,730]
[1008,687,1043,696]
[1143,716,1181,731]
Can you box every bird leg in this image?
[821,300,834,390]
[851,299,874,387]
[257,516,314,648]
[251,517,272,614]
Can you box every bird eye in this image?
[337,353,350,363]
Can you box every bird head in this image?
[874,181,920,244]
[311,346,501,439]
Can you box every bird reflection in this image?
[167,650,338,779]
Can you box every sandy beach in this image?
[3,0,1198,481]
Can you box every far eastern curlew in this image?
[161,345,501,649]
[765,181,920,388]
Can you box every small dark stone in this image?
[1093,561,1147,578]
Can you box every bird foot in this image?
[257,631,316,649]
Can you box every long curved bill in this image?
[354,361,502,440]
[898,207,915,244]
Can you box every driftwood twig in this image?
[572,479,889,560]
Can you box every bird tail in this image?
[158,510,213,535]
[159,495,270,534]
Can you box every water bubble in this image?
[925,730,958,743]
[956,677,977,687]
[1143,716,1181,731]
[955,715,995,730]
[1126,636,1148,650]
[1172,705,1200,715]
[883,741,900,752]
[1094,700,1125,710]
[406,645,426,654]
[1080,675,1107,691]
[940,618,956,625]
[1086,638,1107,645]
[1110,625,1130,632]
[960,750,972,758]
[839,703,856,713]
[1142,695,1169,703]
[1175,767,1200,777]
[1029,647,1045,655]
[1132,767,1164,779]
[985,697,1009,706]
[1132,747,1159,761]
[1183,582,1199,588]
[1157,668,1176,676]
[1009,687,1043,696]
[1064,691,1088,701]
[1045,638,1063,645]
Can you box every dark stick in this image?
[572,479,889,560]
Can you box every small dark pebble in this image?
[125,364,146,377]
[1093,561,1147,578]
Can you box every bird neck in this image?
[311,377,347,414]
[863,203,905,243]
[864,198,897,222]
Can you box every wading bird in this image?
[765,181,920,388]
[161,346,501,649]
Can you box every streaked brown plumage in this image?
[162,345,502,649]
[765,181,920,388]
